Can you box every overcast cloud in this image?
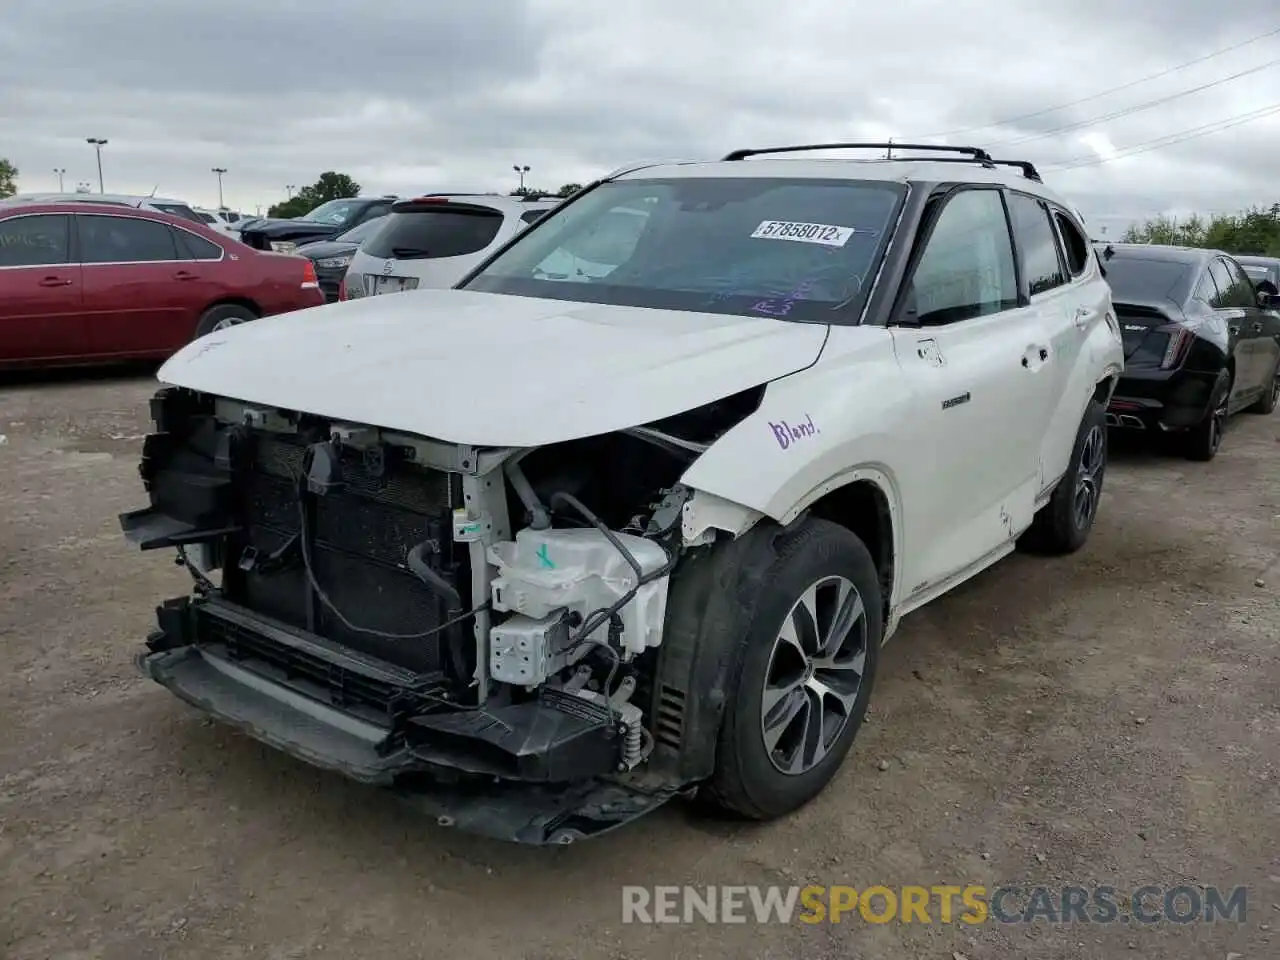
[2,0,1278,234]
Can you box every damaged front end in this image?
[121,385,762,843]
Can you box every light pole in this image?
[212,167,227,208]
[513,164,530,193]
[286,184,295,199]
[86,138,108,192]
[53,168,66,191]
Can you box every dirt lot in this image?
[1,368,1277,960]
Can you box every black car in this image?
[295,218,385,302]
[1097,242,1280,460]
[238,196,398,253]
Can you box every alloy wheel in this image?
[210,317,243,332]
[1072,424,1105,530]
[760,575,868,776]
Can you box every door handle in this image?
[1073,306,1096,329]
[37,276,72,287]
[173,270,199,281]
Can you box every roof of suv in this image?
[389,194,560,214]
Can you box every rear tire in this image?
[1184,373,1230,461]
[1019,397,1107,555]
[1246,362,1279,414]
[195,304,257,338]
[705,518,881,820]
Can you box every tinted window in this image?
[1193,268,1219,304]
[465,177,904,321]
[1221,260,1257,308]
[0,215,71,267]
[907,189,1017,325]
[1101,255,1191,303]
[362,207,504,260]
[79,215,178,263]
[1207,259,1236,308]
[175,229,223,260]
[1007,193,1065,295]
[1053,210,1090,276]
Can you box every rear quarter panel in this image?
[238,251,323,315]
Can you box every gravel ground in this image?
[1,367,1277,960]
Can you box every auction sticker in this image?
[751,220,854,246]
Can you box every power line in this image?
[987,55,1280,148]
[914,25,1280,139]
[1042,101,1280,171]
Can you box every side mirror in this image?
[1257,280,1278,308]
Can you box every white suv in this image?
[121,144,1123,843]
[340,194,559,298]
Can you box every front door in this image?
[889,187,1051,596]
[0,213,85,363]
[77,213,195,358]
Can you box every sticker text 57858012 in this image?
[752,220,854,247]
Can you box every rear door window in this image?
[361,206,504,260]
[1006,193,1066,295]
[174,229,224,261]
[0,214,71,267]
[1207,259,1237,309]
[78,215,179,263]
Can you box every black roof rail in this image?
[872,155,1043,182]
[721,142,994,164]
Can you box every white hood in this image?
[158,289,828,447]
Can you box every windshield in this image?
[334,218,382,244]
[152,203,205,225]
[462,177,905,322]
[301,199,362,225]
[1099,254,1191,303]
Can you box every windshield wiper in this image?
[391,246,431,257]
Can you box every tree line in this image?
[1121,203,1280,257]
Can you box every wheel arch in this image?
[651,472,899,787]
[202,296,262,319]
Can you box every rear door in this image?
[1004,191,1095,492]
[1223,256,1279,400]
[1207,257,1257,406]
[0,213,86,363]
[78,213,197,357]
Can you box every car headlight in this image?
[270,241,297,254]
[316,255,352,269]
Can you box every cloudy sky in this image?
[2,0,1278,234]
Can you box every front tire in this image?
[706,518,881,820]
[1019,397,1107,555]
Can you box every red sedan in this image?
[0,201,325,369]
